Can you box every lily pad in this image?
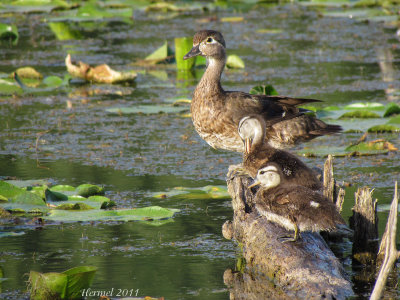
[75,184,104,197]
[0,23,18,45]
[0,78,23,95]
[249,84,278,96]
[106,105,189,115]
[226,54,245,69]
[343,102,385,110]
[29,266,97,300]
[48,22,83,41]
[367,124,400,133]
[383,103,400,117]
[44,206,179,222]
[55,202,95,210]
[144,41,174,64]
[297,139,397,157]
[0,181,44,205]
[387,115,400,124]
[339,110,381,119]
[65,54,137,84]
[153,185,230,200]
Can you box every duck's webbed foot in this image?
[278,225,301,243]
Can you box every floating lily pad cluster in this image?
[152,185,230,200]
[0,179,179,224]
[250,84,399,157]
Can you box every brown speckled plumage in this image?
[239,115,322,191]
[183,30,342,152]
[252,163,346,241]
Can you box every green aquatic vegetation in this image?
[153,185,230,200]
[343,102,385,110]
[175,37,196,70]
[55,202,95,210]
[383,103,400,117]
[249,84,278,96]
[0,181,45,205]
[339,110,381,119]
[48,22,83,40]
[75,184,105,197]
[367,124,400,133]
[387,115,400,124]
[144,41,174,64]
[297,139,397,157]
[44,206,180,222]
[29,266,97,300]
[0,78,23,95]
[226,54,245,69]
[0,23,18,45]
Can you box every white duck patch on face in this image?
[310,201,320,208]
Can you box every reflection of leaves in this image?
[226,54,245,69]
[65,54,137,83]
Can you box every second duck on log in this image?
[183,29,342,152]
[249,163,346,242]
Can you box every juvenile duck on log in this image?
[250,163,346,242]
[238,114,322,191]
[183,30,342,152]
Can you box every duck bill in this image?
[248,181,261,189]
[183,44,201,60]
[244,138,252,154]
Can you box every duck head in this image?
[183,30,226,61]
[249,163,281,190]
[238,115,266,154]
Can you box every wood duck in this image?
[250,163,346,242]
[238,115,322,191]
[183,30,341,152]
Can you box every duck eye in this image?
[259,171,266,175]
[206,37,214,43]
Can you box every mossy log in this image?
[223,164,353,299]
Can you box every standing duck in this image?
[250,163,346,242]
[183,30,341,152]
[238,114,322,191]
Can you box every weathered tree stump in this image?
[350,187,379,265]
[370,182,399,300]
[223,164,354,299]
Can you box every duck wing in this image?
[225,91,320,126]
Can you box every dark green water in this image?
[1,3,400,299]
